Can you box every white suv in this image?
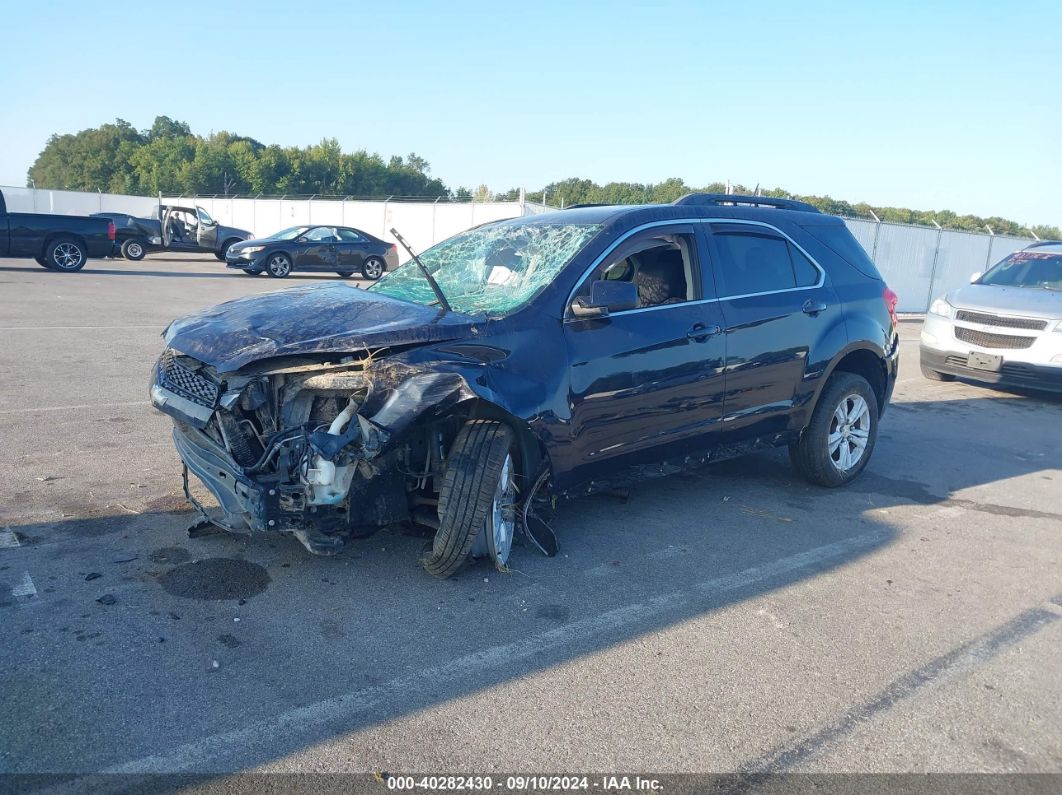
[920,242,1062,392]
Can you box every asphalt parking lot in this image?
[1,254,1060,778]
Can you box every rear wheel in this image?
[361,256,385,280]
[120,238,146,261]
[266,253,292,278]
[790,372,878,487]
[45,237,87,272]
[920,364,955,382]
[422,420,516,578]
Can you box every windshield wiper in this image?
[389,228,452,313]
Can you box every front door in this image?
[705,222,843,442]
[299,227,339,271]
[559,224,727,490]
[195,206,219,251]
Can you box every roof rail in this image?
[672,193,821,213]
[564,203,615,209]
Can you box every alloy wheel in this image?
[487,453,517,566]
[53,242,83,270]
[268,255,291,277]
[828,393,871,472]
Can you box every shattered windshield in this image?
[979,251,1062,290]
[266,226,311,241]
[369,221,602,315]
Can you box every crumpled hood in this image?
[164,282,476,372]
[948,284,1062,320]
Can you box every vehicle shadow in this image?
[2,391,1060,778]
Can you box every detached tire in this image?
[423,420,515,578]
[336,270,355,278]
[120,238,146,261]
[35,256,55,269]
[45,237,87,272]
[790,372,879,487]
[920,364,955,382]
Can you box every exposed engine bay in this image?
[151,345,539,561]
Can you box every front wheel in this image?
[790,372,879,487]
[45,237,88,272]
[265,253,292,278]
[121,238,146,261]
[422,420,516,578]
[361,256,385,280]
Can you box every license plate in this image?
[967,351,1002,371]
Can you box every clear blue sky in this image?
[1,0,1059,226]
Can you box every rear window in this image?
[800,223,882,280]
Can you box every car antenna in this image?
[389,228,451,313]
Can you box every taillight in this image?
[883,286,899,327]
[108,221,115,241]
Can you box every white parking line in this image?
[96,529,888,776]
[12,572,36,600]
[0,325,162,331]
[0,401,147,416]
[0,528,20,548]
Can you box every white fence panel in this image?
[6,185,1041,307]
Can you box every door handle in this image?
[686,323,722,342]
[802,299,828,316]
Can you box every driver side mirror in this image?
[570,280,638,319]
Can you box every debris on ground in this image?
[96,594,117,606]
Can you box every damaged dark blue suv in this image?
[150,194,899,576]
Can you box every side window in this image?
[305,227,338,242]
[710,228,821,296]
[579,232,699,310]
[337,229,363,242]
[790,244,820,287]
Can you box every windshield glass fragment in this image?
[368,221,602,315]
[980,251,1062,290]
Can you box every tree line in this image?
[27,117,1059,239]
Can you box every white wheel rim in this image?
[54,243,83,269]
[828,393,871,473]
[488,454,517,565]
[128,242,142,258]
[269,255,290,276]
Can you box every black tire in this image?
[242,267,263,276]
[789,372,879,487]
[920,364,955,382]
[336,270,355,278]
[423,420,515,578]
[265,253,292,278]
[35,256,55,269]
[120,238,146,261]
[216,238,241,261]
[44,237,87,272]
[361,256,385,281]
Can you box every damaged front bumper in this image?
[150,346,475,553]
[174,422,264,533]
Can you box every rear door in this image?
[335,228,367,273]
[560,224,727,488]
[706,222,842,441]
